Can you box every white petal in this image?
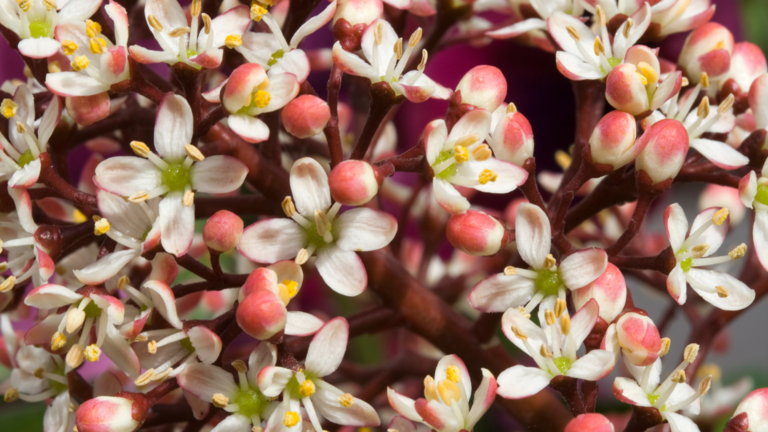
[566,350,614,381]
[191,155,248,193]
[247,342,277,383]
[612,377,651,406]
[159,193,195,256]
[496,366,551,399]
[466,369,497,430]
[667,383,700,415]
[559,248,608,289]
[424,120,447,166]
[334,208,397,252]
[664,203,688,253]
[101,325,141,378]
[46,72,107,97]
[516,203,551,269]
[388,416,417,432]
[43,392,71,432]
[284,311,324,336]
[17,38,61,59]
[755,211,768,270]
[210,414,251,432]
[257,366,293,397]
[570,298,598,348]
[58,0,102,21]
[361,20,398,76]
[500,308,548,356]
[94,156,162,196]
[667,263,688,305]
[73,249,138,285]
[305,317,348,377]
[624,356,662,390]
[128,45,178,64]
[446,109,491,148]
[178,363,239,401]
[8,159,41,189]
[93,371,122,397]
[227,114,270,144]
[290,157,331,217]
[689,139,749,170]
[38,96,61,148]
[432,177,470,215]
[468,273,535,312]
[144,0,187,53]
[387,388,422,422]
[25,284,81,309]
[257,72,299,114]
[205,4,250,49]
[312,381,380,426]
[315,246,367,296]
[739,171,757,209]
[144,280,183,329]
[488,18,547,39]
[97,189,153,239]
[289,0,336,48]
[155,94,193,162]
[331,42,377,80]
[270,50,310,83]
[265,398,302,432]
[238,218,306,263]
[689,207,727,255]
[453,159,527,193]
[687,269,755,311]
[664,412,700,432]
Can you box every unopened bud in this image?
[333,0,383,26]
[236,289,287,340]
[446,210,507,256]
[456,65,507,112]
[588,110,638,170]
[679,23,734,81]
[329,160,379,206]
[203,210,244,252]
[282,95,331,139]
[616,312,661,366]
[635,119,690,184]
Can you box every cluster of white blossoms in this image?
[0,0,766,431]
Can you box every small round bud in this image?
[236,289,287,340]
[565,413,614,432]
[328,160,379,205]
[75,394,148,432]
[718,42,767,95]
[333,0,383,26]
[616,312,662,366]
[588,111,638,171]
[605,63,650,116]
[446,210,508,256]
[203,210,244,252]
[455,65,507,112]
[679,23,734,81]
[281,95,331,139]
[572,263,627,323]
[634,119,689,184]
[489,109,534,166]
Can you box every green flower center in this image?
[80,299,102,318]
[186,49,199,58]
[234,387,268,419]
[552,356,572,374]
[647,393,660,405]
[680,257,693,273]
[535,268,562,297]
[433,150,458,180]
[600,57,622,75]
[755,184,768,206]
[179,337,195,353]
[161,163,191,192]
[267,49,284,66]
[304,221,328,248]
[29,21,51,39]
[18,150,35,167]
[285,372,318,399]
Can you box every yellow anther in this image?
[283,411,300,427]
[89,38,105,54]
[478,169,497,185]
[71,56,90,72]
[84,344,101,362]
[212,392,229,408]
[681,77,690,87]
[507,102,517,114]
[424,376,439,401]
[168,27,190,38]
[190,0,201,16]
[61,40,78,56]
[638,74,648,86]
[438,379,461,406]
[472,144,492,161]
[394,38,403,59]
[729,243,747,260]
[65,308,86,334]
[4,388,18,403]
[566,25,580,41]
[66,344,85,369]
[183,190,194,207]
[85,20,102,38]
[299,380,316,397]
[134,369,155,386]
[231,359,248,374]
[684,343,700,362]
[503,266,517,276]
[417,49,428,71]
[225,34,242,48]
[718,94,735,114]
[544,254,557,270]
[34,368,44,379]
[699,375,712,395]
[282,196,297,217]
[594,37,605,56]
[560,312,571,336]
[202,13,212,33]
[314,209,331,237]
[147,15,163,32]
[0,99,17,119]
[595,5,606,26]
[510,326,527,341]
[691,243,710,257]
[700,72,710,88]
[151,367,173,382]
[295,248,310,265]
[697,363,721,381]
[671,370,686,383]
[544,309,556,326]
[453,145,469,163]
[130,140,151,157]
[129,191,149,203]
[637,62,658,85]
[117,275,130,290]
[276,279,298,305]
[554,298,567,318]
[17,0,30,11]
[407,27,423,48]
[715,285,729,298]
[446,365,461,383]
[540,344,554,358]
[94,218,110,235]
[51,331,67,351]
[712,208,729,226]
[454,133,480,148]
[48,61,61,73]
[132,335,148,343]
[15,122,27,134]
[257,77,270,90]
[147,340,158,354]
[514,306,531,319]
[555,150,572,170]
[0,276,15,293]
[374,22,383,45]
[253,90,271,108]
[659,337,671,357]
[623,18,633,38]
[697,96,710,118]
[338,393,354,407]
[184,144,205,162]
[250,4,267,21]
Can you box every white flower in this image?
[238,157,397,296]
[495,299,615,399]
[582,0,716,38]
[136,325,222,381]
[612,344,709,432]
[0,0,101,58]
[469,203,607,314]
[129,0,250,69]
[331,19,451,103]
[487,0,583,42]
[664,203,755,310]
[387,355,497,432]
[256,318,380,432]
[738,158,768,274]
[93,93,248,256]
[116,253,179,339]
[425,109,528,214]
[0,189,56,286]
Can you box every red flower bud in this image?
[236,289,287,340]
[333,0,382,26]
[281,95,331,139]
[329,160,379,206]
[634,119,689,184]
[572,263,627,323]
[489,109,534,166]
[446,210,509,256]
[203,210,244,252]
[588,111,639,170]
[565,413,614,432]
[455,65,507,112]
[75,394,148,432]
[605,63,650,116]
[616,312,661,366]
[679,23,734,81]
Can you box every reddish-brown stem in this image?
[605,189,656,256]
[623,406,663,432]
[145,379,180,405]
[519,158,547,211]
[324,65,344,168]
[261,111,282,165]
[609,248,676,274]
[38,153,97,209]
[549,376,586,417]
[350,83,402,160]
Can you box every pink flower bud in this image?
[718,42,767,95]
[222,63,268,114]
[565,413,615,432]
[446,210,508,256]
[66,94,110,126]
[333,0,383,26]
[572,263,627,324]
[679,23,734,81]
[605,63,650,116]
[241,267,277,299]
[75,394,148,432]
[634,119,689,184]
[455,66,507,111]
[732,388,768,430]
[328,160,379,205]
[749,73,768,130]
[588,111,639,170]
[281,95,331,139]
[236,289,287,340]
[616,312,661,366]
[489,110,534,166]
[203,210,244,252]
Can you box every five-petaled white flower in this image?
[387,354,497,432]
[0,190,56,286]
[469,203,607,315]
[256,318,381,432]
[664,204,755,310]
[495,299,615,399]
[424,109,529,215]
[238,157,397,297]
[332,19,451,103]
[738,158,768,272]
[487,0,584,42]
[93,93,248,256]
[582,0,716,38]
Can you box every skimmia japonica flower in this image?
[332,19,450,103]
[487,0,584,41]
[238,157,397,296]
[469,203,607,314]
[738,157,768,271]
[94,93,248,256]
[665,204,756,310]
[387,355,497,432]
[0,0,101,58]
[135,324,221,384]
[0,190,55,286]
[602,312,663,367]
[583,0,715,38]
[496,299,615,399]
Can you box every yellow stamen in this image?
[453,145,469,163]
[700,72,710,89]
[545,309,556,326]
[184,144,205,162]
[0,99,17,119]
[89,38,104,54]
[190,0,201,16]
[0,276,15,293]
[283,411,300,427]
[183,190,194,207]
[253,90,271,108]
[61,40,78,56]
[299,380,316,397]
[168,27,190,38]
[507,102,517,113]
[338,393,354,407]
[712,208,729,226]
[544,254,557,270]
[446,365,461,383]
[660,337,671,357]
[684,344,700,362]
[554,298,567,318]
[257,77,270,90]
[715,285,729,298]
[560,312,571,335]
[555,150,572,170]
[510,326,527,341]
[566,25,580,41]
[672,370,686,383]
[623,18,633,38]
[70,56,90,72]
[503,266,516,276]
[697,363,721,381]
[697,96,710,118]
[129,191,149,203]
[637,61,658,84]
[250,4,267,21]
[130,141,151,157]
[148,340,158,354]
[84,344,101,362]
[478,169,497,185]
[729,243,747,260]
[409,28,423,47]
[212,392,229,408]
[147,15,163,32]
[225,34,242,48]
[231,360,247,374]
[282,196,296,217]
[437,379,461,406]
[85,20,102,38]
[423,376,439,401]
[66,344,85,369]
[4,388,18,403]
[594,37,604,56]
[51,331,67,351]
[94,218,110,235]
[472,144,492,161]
